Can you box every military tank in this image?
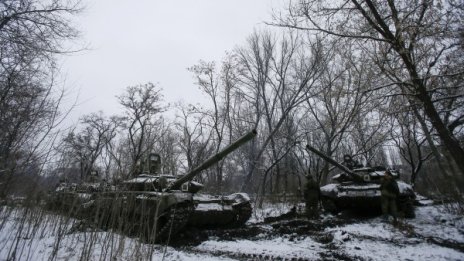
[306,145,416,218]
[47,171,114,218]
[49,130,257,243]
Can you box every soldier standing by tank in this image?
[380,170,399,223]
[304,173,320,219]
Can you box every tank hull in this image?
[48,188,195,243]
[188,193,252,227]
[320,181,416,217]
[48,190,253,241]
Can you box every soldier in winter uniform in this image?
[380,170,399,223]
[304,174,320,219]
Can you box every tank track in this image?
[232,202,252,227]
[321,197,340,214]
[150,202,194,243]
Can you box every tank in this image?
[306,145,416,218]
[48,130,257,243]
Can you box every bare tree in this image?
[189,61,230,190]
[227,30,326,192]
[174,103,214,183]
[154,127,180,175]
[276,0,464,176]
[0,0,81,54]
[117,83,164,177]
[391,103,432,187]
[0,0,82,197]
[302,39,374,184]
[61,112,119,181]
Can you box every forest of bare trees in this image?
[1,0,463,205]
[0,0,82,199]
[0,1,463,260]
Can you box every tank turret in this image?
[306,145,364,183]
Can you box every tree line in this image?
[0,0,463,202]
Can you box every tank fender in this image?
[397,181,415,196]
[320,184,339,197]
[225,193,251,206]
[135,192,193,213]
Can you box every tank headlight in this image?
[363,175,371,182]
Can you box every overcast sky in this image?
[61,0,285,123]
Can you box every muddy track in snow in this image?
[181,248,319,261]
[167,211,463,260]
[167,217,373,260]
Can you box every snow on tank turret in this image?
[306,145,416,218]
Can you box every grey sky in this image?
[61,0,284,122]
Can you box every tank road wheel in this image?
[321,197,340,215]
[146,202,193,243]
[231,202,253,227]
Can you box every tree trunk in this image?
[410,106,452,177]
[417,85,464,177]
[397,46,464,177]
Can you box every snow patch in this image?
[197,237,322,260]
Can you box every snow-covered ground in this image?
[0,208,232,261]
[0,203,463,260]
[324,207,464,261]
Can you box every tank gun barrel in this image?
[167,129,257,190]
[305,144,364,183]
